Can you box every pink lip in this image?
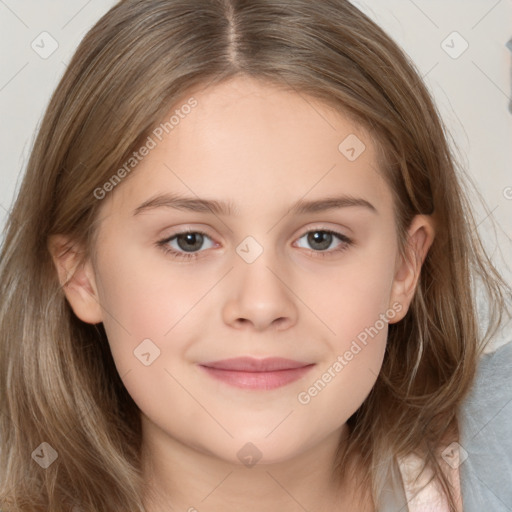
[198,357,315,390]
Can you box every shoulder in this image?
[398,341,512,511]
[458,340,512,510]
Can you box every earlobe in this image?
[48,234,103,324]
[388,215,435,323]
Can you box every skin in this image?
[50,75,435,511]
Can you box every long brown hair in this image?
[1,0,510,510]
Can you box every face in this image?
[53,75,434,467]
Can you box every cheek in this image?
[303,240,397,342]
[93,244,206,374]
[300,239,396,394]
[295,261,395,427]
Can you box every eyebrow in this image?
[132,192,378,217]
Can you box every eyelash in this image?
[156,228,353,261]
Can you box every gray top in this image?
[380,340,512,511]
[459,340,512,511]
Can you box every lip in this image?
[198,357,315,390]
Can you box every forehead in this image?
[100,75,393,221]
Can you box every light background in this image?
[1,0,511,347]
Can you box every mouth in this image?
[197,357,316,390]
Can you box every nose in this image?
[221,251,298,332]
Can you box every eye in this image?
[156,229,216,260]
[156,227,353,261]
[294,229,353,257]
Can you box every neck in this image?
[140,418,369,512]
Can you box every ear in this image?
[48,234,103,324]
[388,215,435,324]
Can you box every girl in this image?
[1,1,510,510]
